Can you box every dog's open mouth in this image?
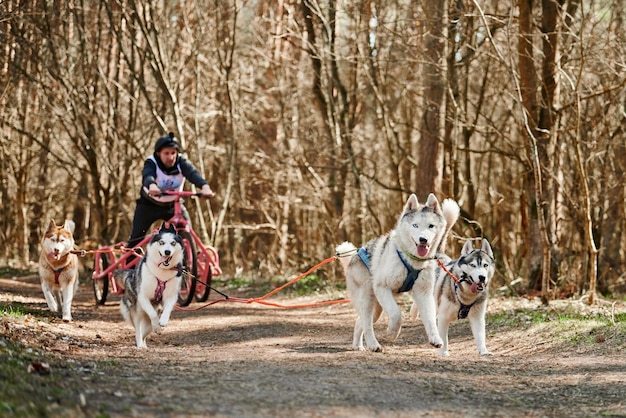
[416,244,430,258]
[47,252,61,260]
[159,255,173,267]
[470,282,484,293]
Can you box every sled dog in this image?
[120,223,184,348]
[336,194,460,352]
[420,238,494,356]
[38,219,80,322]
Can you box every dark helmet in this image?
[154,132,181,153]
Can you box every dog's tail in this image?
[440,199,460,254]
[335,242,357,272]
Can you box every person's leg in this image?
[128,201,159,249]
[126,201,173,266]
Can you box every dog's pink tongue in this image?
[47,252,60,260]
[471,282,480,293]
[417,245,429,257]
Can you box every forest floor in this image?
[1,272,626,418]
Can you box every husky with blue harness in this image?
[336,193,459,352]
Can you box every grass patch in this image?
[490,303,626,327]
[0,331,83,416]
[0,267,36,278]
[0,301,45,318]
[488,300,626,352]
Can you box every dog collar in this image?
[402,250,435,262]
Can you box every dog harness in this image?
[53,267,65,285]
[153,278,167,303]
[453,282,476,319]
[152,262,185,303]
[356,247,422,293]
[396,251,423,293]
[356,247,370,269]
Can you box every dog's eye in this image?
[429,224,434,229]
[159,240,165,245]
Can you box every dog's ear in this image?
[160,222,176,234]
[481,238,493,258]
[404,194,420,213]
[63,220,76,234]
[461,239,474,256]
[425,193,442,214]
[45,219,57,233]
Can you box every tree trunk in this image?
[518,0,552,303]
[416,0,445,196]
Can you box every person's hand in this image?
[200,185,215,198]
[148,183,161,196]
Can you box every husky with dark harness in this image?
[414,238,494,356]
[120,223,184,348]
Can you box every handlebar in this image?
[161,190,214,198]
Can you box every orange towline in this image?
[176,255,350,311]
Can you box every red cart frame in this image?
[91,191,221,307]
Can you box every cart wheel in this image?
[177,230,197,307]
[195,252,212,302]
[93,252,110,305]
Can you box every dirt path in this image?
[1,274,625,417]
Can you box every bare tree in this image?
[416,0,445,196]
[1,0,626,301]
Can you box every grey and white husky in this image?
[415,238,494,356]
[120,223,184,348]
[336,194,460,352]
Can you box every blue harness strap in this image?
[396,251,422,293]
[357,247,371,271]
[357,247,423,293]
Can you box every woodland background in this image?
[0,0,624,303]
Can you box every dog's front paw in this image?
[352,343,366,351]
[439,349,450,357]
[430,336,443,348]
[151,319,162,334]
[479,349,493,356]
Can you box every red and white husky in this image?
[38,220,80,321]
